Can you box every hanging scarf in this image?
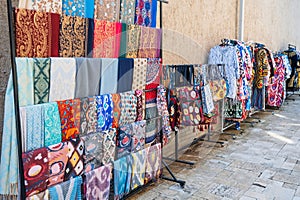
[145,118,160,147]
[96,94,114,132]
[48,176,82,200]
[47,142,69,187]
[120,0,136,24]
[94,0,120,21]
[131,120,146,152]
[102,128,117,165]
[117,123,133,159]
[80,97,97,135]
[119,91,137,126]
[26,190,49,200]
[131,149,146,190]
[100,58,119,95]
[135,90,144,121]
[19,0,62,14]
[132,58,147,91]
[114,156,131,199]
[167,90,180,131]
[117,58,134,93]
[125,25,141,58]
[33,58,50,104]
[49,58,76,101]
[138,27,161,58]
[134,0,157,27]
[62,0,85,17]
[201,84,215,114]
[144,143,161,184]
[111,93,121,128]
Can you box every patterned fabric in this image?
[59,16,88,57]
[57,99,80,141]
[19,0,62,14]
[94,0,120,21]
[132,58,147,90]
[102,128,117,164]
[62,0,85,17]
[144,143,161,184]
[80,97,97,135]
[82,133,103,172]
[117,58,134,93]
[112,93,121,128]
[22,147,49,197]
[96,94,114,132]
[117,124,133,158]
[131,120,146,152]
[49,58,76,101]
[126,25,141,58]
[224,99,243,119]
[93,20,122,58]
[135,90,144,121]
[255,48,271,89]
[43,102,62,147]
[119,91,137,126]
[120,0,136,24]
[49,176,82,200]
[33,58,50,104]
[85,164,112,200]
[47,142,69,187]
[168,90,180,131]
[131,149,146,190]
[26,190,49,200]
[134,0,157,27]
[201,84,214,114]
[100,58,119,95]
[138,27,161,58]
[113,156,132,199]
[64,138,84,180]
[209,79,227,101]
[15,9,60,57]
[145,118,160,147]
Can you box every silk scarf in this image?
[117,58,134,93]
[82,133,103,172]
[201,84,215,114]
[135,90,144,121]
[22,147,49,197]
[138,27,161,58]
[120,0,136,24]
[144,143,161,184]
[113,156,132,199]
[49,176,82,200]
[96,94,114,132]
[100,58,118,95]
[117,123,133,159]
[131,120,146,152]
[102,128,117,165]
[15,8,60,57]
[47,142,69,187]
[132,58,147,91]
[49,58,76,101]
[62,0,86,17]
[33,58,50,104]
[85,164,112,200]
[134,0,157,27]
[80,97,98,135]
[131,149,146,190]
[19,0,62,14]
[94,0,120,21]
[119,91,137,126]
[112,93,121,128]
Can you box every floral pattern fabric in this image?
[134,0,157,27]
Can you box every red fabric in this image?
[50,13,60,57]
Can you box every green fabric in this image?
[119,23,128,58]
[33,58,51,104]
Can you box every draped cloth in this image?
[132,58,147,90]
[112,93,121,128]
[117,124,133,159]
[144,143,161,184]
[131,149,146,190]
[117,58,134,93]
[82,133,103,172]
[120,25,141,58]
[201,84,215,114]
[102,128,117,165]
[131,120,146,152]
[0,58,34,196]
[113,156,132,199]
[93,20,122,58]
[48,176,82,200]
[15,8,60,57]
[85,164,112,200]
[26,190,49,200]
[33,58,51,104]
[49,58,76,101]
[138,27,161,58]
[94,0,120,21]
[120,0,136,24]
[96,94,114,131]
[135,90,144,121]
[134,0,157,27]
[75,58,102,98]
[80,97,97,135]
[62,0,85,17]
[100,58,119,95]
[119,91,137,126]
[18,0,62,14]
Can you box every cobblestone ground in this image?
[129,95,300,200]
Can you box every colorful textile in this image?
[125,25,141,58]
[85,164,112,200]
[49,58,76,101]
[73,17,88,57]
[134,0,157,27]
[49,176,82,200]
[62,0,85,17]
[96,94,114,131]
[157,85,171,144]
[131,120,146,152]
[26,190,49,200]
[209,79,227,101]
[117,58,134,93]
[82,133,103,172]
[57,99,80,141]
[112,93,121,128]
[93,20,122,58]
[114,156,132,199]
[132,58,147,90]
[138,27,161,58]
[22,147,49,197]
[94,0,120,21]
[64,138,84,180]
[43,102,62,147]
[117,124,133,158]
[120,0,136,24]
[19,0,62,14]
[80,97,97,135]
[100,58,119,95]
[224,99,243,119]
[168,90,180,131]
[145,118,160,147]
[102,128,117,164]
[201,84,214,114]
[135,90,144,121]
[144,143,161,184]
[33,58,50,104]
[131,149,146,190]
[47,142,69,187]
[119,91,137,126]
[0,58,34,196]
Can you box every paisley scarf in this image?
[94,0,120,21]
[33,58,50,104]
[80,97,98,135]
[111,93,121,128]
[138,27,161,58]
[134,0,157,27]
[96,94,114,132]
[48,176,82,200]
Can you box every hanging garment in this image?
[94,0,120,21]
[26,190,49,200]
[102,128,117,165]
[131,149,146,190]
[117,123,133,159]
[134,0,157,27]
[201,84,214,114]
[85,164,112,200]
[96,94,114,131]
[62,0,86,17]
[113,156,131,200]
[175,65,194,87]
[93,20,122,58]
[15,9,60,57]
[138,27,161,58]
[100,58,119,95]
[47,142,69,187]
[119,24,141,58]
[64,138,84,180]
[120,0,136,24]
[119,91,137,125]
[0,58,34,196]
[82,133,104,172]
[117,58,134,93]
[168,90,180,131]
[112,93,121,128]
[255,48,270,89]
[131,120,146,152]
[209,79,227,101]
[144,143,161,184]
[48,176,82,200]
[135,90,144,121]
[57,99,80,141]
[80,97,98,135]
[132,58,147,90]
[49,58,76,101]
[224,99,243,119]
[19,0,62,14]
[33,58,51,104]
[75,58,102,98]
[22,147,49,197]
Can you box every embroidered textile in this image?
[94,0,120,21]
[134,0,157,27]
[144,143,161,184]
[100,58,119,95]
[119,91,137,126]
[48,176,82,200]
[102,128,117,165]
[131,149,146,190]
[120,0,136,24]
[168,90,180,131]
[80,97,98,135]
[96,94,114,131]
[33,58,50,104]
[138,27,161,58]
[117,58,134,93]
[224,99,243,119]
[22,147,49,197]
[82,133,103,172]
[209,79,227,101]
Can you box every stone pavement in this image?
[129,95,300,200]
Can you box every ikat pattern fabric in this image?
[113,156,130,200]
[94,0,120,21]
[117,124,133,158]
[82,133,103,172]
[224,99,243,119]
[131,120,146,152]
[33,58,51,104]
[144,143,161,184]
[102,128,117,165]
[48,176,82,200]
[112,93,121,128]
[96,94,114,132]
[134,0,157,27]
[80,97,98,135]
[119,91,137,126]
[131,149,146,190]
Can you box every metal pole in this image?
[6,1,26,199]
[239,0,245,41]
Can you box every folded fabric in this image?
[111,93,121,128]
[96,94,114,132]
[119,0,136,24]
[144,143,161,184]
[64,138,84,180]
[19,0,62,14]
[47,142,69,187]
[201,84,215,114]
[49,58,76,101]
[138,27,161,58]
[119,91,137,126]
[117,124,133,159]
[117,58,134,93]
[82,133,103,172]
[135,90,144,121]
[102,128,117,165]
[44,102,62,147]
[26,190,49,200]
[134,0,157,27]
[85,164,112,200]
[100,58,118,95]
[15,8,60,57]
[94,0,120,21]
[49,176,82,200]
[131,120,146,152]
[132,58,147,91]
[22,147,49,197]
[75,58,102,98]
[131,149,146,190]
[80,97,98,135]
[33,58,51,104]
